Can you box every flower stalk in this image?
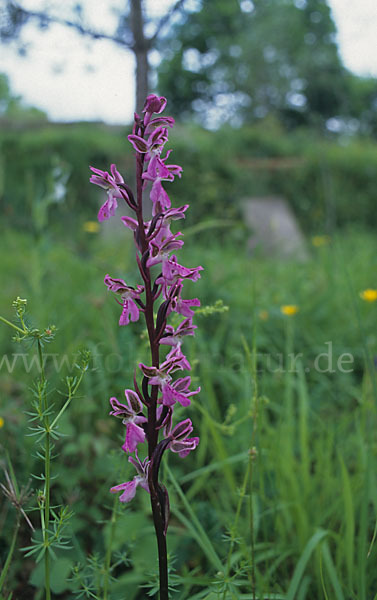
[36,338,52,600]
[90,94,201,598]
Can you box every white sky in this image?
[0,0,376,124]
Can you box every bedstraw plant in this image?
[0,298,90,599]
[90,94,202,599]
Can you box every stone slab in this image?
[242,196,309,260]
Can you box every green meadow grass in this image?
[0,225,376,599]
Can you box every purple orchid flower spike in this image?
[104,275,144,326]
[90,164,127,222]
[109,390,147,453]
[91,95,202,598]
[110,451,150,503]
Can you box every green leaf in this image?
[166,465,223,571]
[338,454,354,588]
[50,557,75,593]
[286,529,328,600]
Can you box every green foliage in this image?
[170,122,377,232]
[0,296,89,598]
[1,225,377,598]
[344,73,377,135]
[157,0,375,132]
[0,119,130,232]
[2,118,377,236]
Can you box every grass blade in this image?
[338,453,354,588]
[286,529,328,600]
[166,465,223,571]
[321,540,345,600]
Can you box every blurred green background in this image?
[1,1,377,598]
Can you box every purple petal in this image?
[98,199,111,222]
[148,126,168,147]
[90,166,107,177]
[172,376,191,393]
[162,205,188,222]
[159,335,177,347]
[162,382,191,407]
[139,480,150,493]
[90,174,108,189]
[97,195,118,222]
[104,274,129,294]
[171,418,193,440]
[139,363,159,378]
[110,163,124,184]
[145,116,175,132]
[163,257,203,284]
[128,134,149,153]
[170,297,201,318]
[143,95,167,115]
[122,423,146,453]
[150,181,171,210]
[128,299,140,322]
[119,301,131,326]
[134,414,148,425]
[124,389,143,413]
[166,164,183,177]
[110,478,138,502]
[177,437,200,458]
[121,216,139,231]
[147,157,173,181]
[109,396,133,418]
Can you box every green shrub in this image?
[1,118,377,236]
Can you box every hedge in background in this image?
[1,117,377,234]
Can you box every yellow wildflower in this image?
[281,305,299,316]
[312,235,330,247]
[0,417,4,428]
[83,221,100,234]
[360,289,377,302]
[259,310,269,321]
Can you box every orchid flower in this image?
[110,452,150,503]
[89,164,126,221]
[104,275,144,326]
[109,390,147,453]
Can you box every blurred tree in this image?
[157,0,377,133]
[343,73,377,137]
[0,0,186,112]
[0,72,46,119]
